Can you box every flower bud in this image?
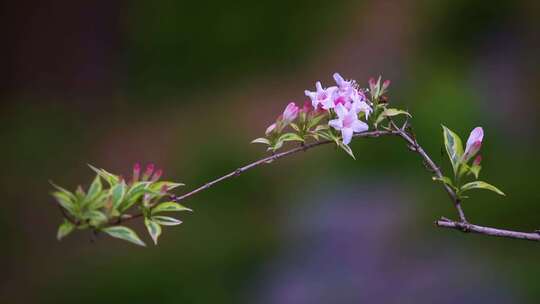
[151,169,163,182]
[282,102,299,123]
[301,100,314,114]
[265,122,277,135]
[142,163,155,181]
[464,127,484,162]
[132,163,141,183]
[473,155,482,166]
[382,79,391,91]
[368,77,378,94]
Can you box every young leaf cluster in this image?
[51,164,191,246]
[436,126,505,199]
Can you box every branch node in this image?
[458,221,471,233]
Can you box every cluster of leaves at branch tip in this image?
[51,163,192,246]
[252,73,410,159]
[435,126,505,199]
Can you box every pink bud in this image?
[464,127,484,162]
[473,155,482,166]
[265,122,277,135]
[132,163,141,182]
[464,141,482,162]
[142,163,155,181]
[301,100,314,114]
[382,79,391,90]
[151,169,163,182]
[282,102,299,123]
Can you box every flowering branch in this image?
[50,73,539,246]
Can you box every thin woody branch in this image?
[436,218,540,242]
[107,122,533,243]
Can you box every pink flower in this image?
[305,81,337,110]
[463,127,484,162]
[333,72,355,93]
[282,102,299,123]
[328,104,369,145]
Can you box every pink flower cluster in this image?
[304,73,372,144]
[263,73,378,147]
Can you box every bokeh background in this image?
[2,1,540,303]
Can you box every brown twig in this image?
[106,130,399,226]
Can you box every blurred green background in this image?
[2,0,540,303]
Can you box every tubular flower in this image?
[305,81,338,110]
[328,104,369,145]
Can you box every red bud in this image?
[142,163,155,181]
[151,169,163,182]
[473,155,482,166]
[132,163,141,183]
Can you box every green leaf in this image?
[52,191,78,217]
[75,186,86,200]
[307,114,325,130]
[374,108,411,128]
[338,142,356,159]
[84,210,108,226]
[460,181,505,196]
[144,218,162,245]
[101,226,146,246]
[149,181,184,192]
[290,123,301,132]
[314,124,329,132]
[441,125,464,176]
[152,202,192,214]
[50,181,77,201]
[317,129,335,141]
[151,216,182,226]
[125,181,151,199]
[118,181,152,212]
[382,108,411,117]
[432,176,457,191]
[88,164,119,186]
[57,220,75,240]
[86,192,109,210]
[278,132,304,143]
[251,137,271,145]
[110,181,126,210]
[85,174,102,203]
[469,164,481,179]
